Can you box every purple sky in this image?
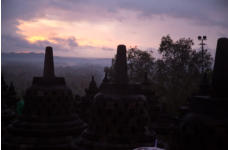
[2,0,228,58]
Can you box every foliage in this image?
[3,35,214,114]
[107,35,213,114]
[154,35,213,113]
[106,47,155,82]
[127,47,155,82]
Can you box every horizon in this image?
[2,51,113,59]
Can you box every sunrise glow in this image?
[2,0,228,58]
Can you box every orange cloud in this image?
[27,36,47,43]
[16,18,117,48]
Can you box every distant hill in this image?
[1,52,111,67]
[2,52,112,96]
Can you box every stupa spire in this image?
[114,45,128,83]
[212,38,228,97]
[43,46,55,78]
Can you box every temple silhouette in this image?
[2,38,228,150]
[179,38,228,150]
[77,45,155,150]
[3,47,85,150]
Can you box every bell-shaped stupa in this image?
[3,46,85,150]
[77,45,155,150]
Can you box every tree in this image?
[154,35,213,113]
[127,47,155,82]
[106,47,155,82]
[106,36,213,114]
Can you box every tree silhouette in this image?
[154,35,213,113]
[107,35,213,114]
[106,47,155,82]
[127,47,155,82]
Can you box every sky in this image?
[2,0,228,58]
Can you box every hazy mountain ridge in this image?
[2,52,112,96]
[2,52,112,67]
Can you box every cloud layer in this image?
[2,0,228,58]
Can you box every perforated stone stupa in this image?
[3,46,85,150]
[77,45,155,150]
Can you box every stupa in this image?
[77,45,155,150]
[180,38,228,150]
[79,76,99,123]
[3,46,85,150]
[85,76,99,98]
